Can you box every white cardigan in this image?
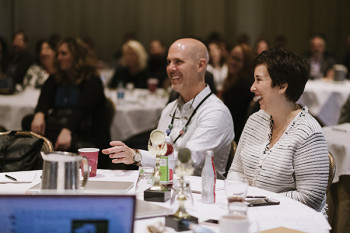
[228,107,329,211]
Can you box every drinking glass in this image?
[225,177,249,216]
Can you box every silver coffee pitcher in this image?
[41,151,89,190]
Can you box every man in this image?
[102,38,234,179]
[304,34,335,80]
[6,31,34,88]
[147,39,168,87]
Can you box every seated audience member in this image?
[22,38,109,162]
[0,36,9,79]
[206,40,228,94]
[342,34,350,79]
[304,34,335,80]
[221,44,254,142]
[148,39,168,87]
[5,31,34,88]
[23,35,59,88]
[228,48,329,211]
[109,40,149,88]
[103,38,234,179]
[274,35,288,49]
[254,37,270,57]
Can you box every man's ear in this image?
[197,58,207,72]
[278,83,288,94]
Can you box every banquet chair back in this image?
[0,131,53,153]
[0,131,53,172]
[327,151,336,193]
[224,140,237,178]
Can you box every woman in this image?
[22,38,108,153]
[109,40,149,88]
[227,48,329,211]
[221,44,254,142]
[206,41,228,93]
[23,36,59,88]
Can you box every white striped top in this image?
[228,107,329,211]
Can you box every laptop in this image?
[0,194,136,233]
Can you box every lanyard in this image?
[167,92,212,144]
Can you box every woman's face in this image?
[251,64,281,113]
[57,43,74,71]
[123,47,138,67]
[40,42,55,65]
[208,43,221,65]
[228,46,244,75]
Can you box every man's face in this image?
[166,43,198,95]
[310,37,325,57]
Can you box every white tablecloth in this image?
[105,88,168,141]
[323,123,350,183]
[0,170,331,233]
[0,88,168,141]
[298,80,350,126]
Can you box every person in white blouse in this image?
[227,47,329,211]
[103,38,234,179]
[206,40,228,94]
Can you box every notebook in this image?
[27,180,134,194]
[135,199,173,219]
[0,194,136,233]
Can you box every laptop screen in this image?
[0,194,135,233]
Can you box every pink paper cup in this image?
[78,148,99,177]
[147,78,159,93]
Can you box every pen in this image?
[246,195,266,198]
[5,174,17,182]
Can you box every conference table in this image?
[0,169,331,233]
[298,79,350,126]
[0,87,168,141]
[323,123,350,233]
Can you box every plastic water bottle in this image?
[116,81,125,105]
[201,150,216,204]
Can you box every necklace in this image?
[167,92,212,144]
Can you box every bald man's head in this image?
[171,38,209,62]
[167,38,208,102]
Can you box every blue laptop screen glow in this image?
[0,194,135,233]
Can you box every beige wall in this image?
[1,0,349,61]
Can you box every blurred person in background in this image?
[342,34,350,79]
[206,40,228,95]
[109,40,149,88]
[274,35,288,49]
[22,38,109,166]
[23,35,60,89]
[254,37,270,57]
[3,31,34,89]
[0,36,9,80]
[304,34,335,80]
[221,43,254,142]
[147,39,167,88]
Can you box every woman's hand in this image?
[102,141,135,164]
[31,112,45,135]
[55,128,72,151]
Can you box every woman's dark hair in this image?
[35,35,61,65]
[56,37,98,84]
[253,47,310,102]
[207,40,226,67]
